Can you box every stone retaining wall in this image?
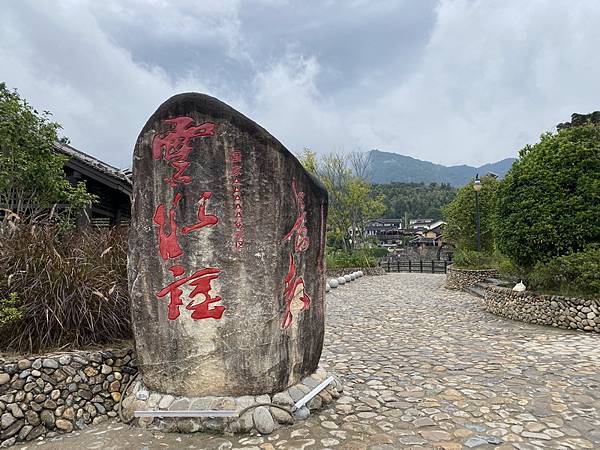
[326,267,385,278]
[482,285,600,333]
[1,350,342,445]
[0,348,137,447]
[445,266,498,290]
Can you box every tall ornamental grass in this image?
[0,223,132,353]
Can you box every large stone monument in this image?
[125,93,340,433]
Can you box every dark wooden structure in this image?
[55,142,132,227]
[379,259,449,274]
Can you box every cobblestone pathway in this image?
[16,274,600,450]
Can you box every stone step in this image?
[474,281,490,289]
[465,285,486,298]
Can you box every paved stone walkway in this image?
[14,274,600,449]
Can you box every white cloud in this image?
[250,54,355,153]
[332,0,600,165]
[0,0,244,168]
[1,0,600,168]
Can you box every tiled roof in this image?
[54,141,132,185]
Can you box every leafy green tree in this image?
[443,174,498,252]
[495,124,600,267]
[296,148,318,175]
[297,150,386,250]
[0,83,93,224]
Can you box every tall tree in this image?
[0,83,93,225]
[297,150,385,250]
[443,175,498,252]
[495,124,600,267]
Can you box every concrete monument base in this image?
[120,368,342,435]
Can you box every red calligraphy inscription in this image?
[182,192,218,234]
[281,179,312,329]
[282,178,309,252]
[154,192,219,260]
[153,193,183,260]
[281,254,311,329]
[157,265,224,321]
[152,117,215,187]
[229,150,245,251]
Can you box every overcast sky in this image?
[2,0,599,168]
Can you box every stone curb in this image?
[326,271,364,292]
[121,368,343,435]
[326,267,386,278]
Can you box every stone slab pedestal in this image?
[121,368,342,435]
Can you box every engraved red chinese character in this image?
[181,192,218,234]
[156,265,224,321]
[281,254,311,329]
[282,178,309,252]
[153,193,183,260]
[154,192,220,260]
[229,151,242,163]
[152,116,215,187]
[231,165,242,177]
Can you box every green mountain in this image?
[369,150,516,186]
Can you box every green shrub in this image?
[495,254,522,279]
[0,292,25,328]
[365,247,389,258]
[326,249,378,269]
[495,124,600,268]
[528,246,600,299]
[0,224,131,353]
[452,249,497,269]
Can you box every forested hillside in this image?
[370,182,456,220]
[369,150,515,185]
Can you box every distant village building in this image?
[364,218,403,236]
[364,218,405,246]
[409,218,435,230]
[364,218,448,247]
[56,142,132,227]
[408,220,446,248]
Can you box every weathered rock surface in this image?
[129,93,328,397]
